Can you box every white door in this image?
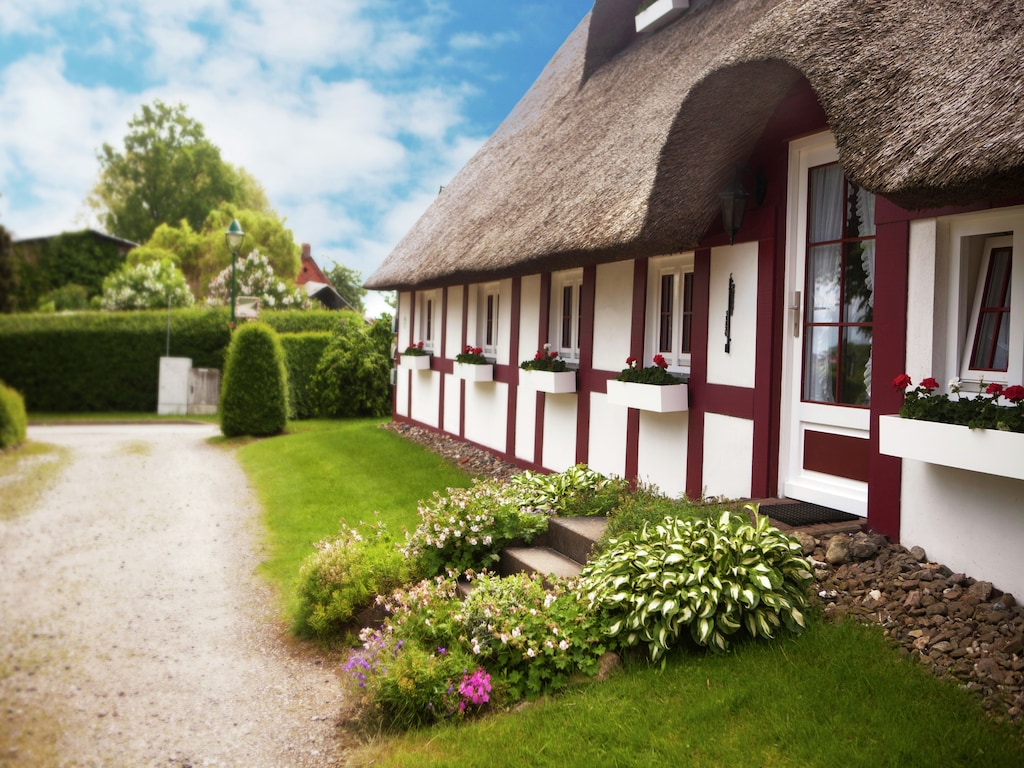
[779,133,876,516]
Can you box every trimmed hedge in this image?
[0,309,359,413]
[0,381,28,449]
[280,332,331,419]
[220,322,289,437]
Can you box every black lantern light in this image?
[719,171,749,245]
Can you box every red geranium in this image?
[653,354,668,369]
[625,356,638,368]
[920,377,940,390]
[1003,385,1024,402]
[985,382,1004,396]
[892,373,912,390]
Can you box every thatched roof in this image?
[366,0,1024,290]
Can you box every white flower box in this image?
[454,362,494,382]
[878,414,1024,481]
[520,369,577,394]
[606,380,688,413]
[399,354,431,371]
[635,0,689,34]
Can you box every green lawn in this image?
[234,418,1024,768]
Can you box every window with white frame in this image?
[647,254,694,370]
[959,234,1016,385]
[417,290,441,353]
[552,270,583,361]
[478,283,500,357]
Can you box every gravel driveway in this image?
[1,423,347,767]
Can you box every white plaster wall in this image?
[444,286,464,360]
[515,388,537,462]
[702,412,753,499]
[906,220,940,379]
[588,393,628,479]
[442,374,461,435]
[495,278,513,367]
[463,382,508,453]
[519,275,542,354]
[637,411,688,497]
[395,368,410,417]
[901,461,1024,598]
[592,260,635,372]
[397,291,413,350]
[541,394,578,472]
[707,242,757,388]
[409,370,440,428]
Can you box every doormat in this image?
[758,501,860,527]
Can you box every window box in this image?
[520,369,577,394]
[878,414,1024,481]
[454,362,494,382]
[400,354,432,371]
[635,0,689,35]
[606,380,688,413]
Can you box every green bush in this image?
[261,309,359,335]
[279,332,331,419]
[293,523,421,641]
[219,322,289,437]
[507,464,624,516]
[0,309,231,412]
[0,381,28,449]
[578,508,813,658]
[311,327,391,418]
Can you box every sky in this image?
[0,0,595,316]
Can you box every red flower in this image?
[1003,384,1024,402]
[626,356,637,368]
[549,351,558,359]
[985,382,1004,396]
[653,354,668,369]
[892,374,912,390]
[534,351,543,360]
[416,340,424,349]
[920,377,940,391]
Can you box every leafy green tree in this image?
[311,321,392,418]
[88,100,241,243]
[100,259,195,310]
[206,250,308,311]
[42,231,125,297]
[0,222,14,313]
[324,263,367,313]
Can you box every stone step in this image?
[500,546,585,579]
[546,516,607,565]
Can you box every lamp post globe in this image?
[225,219,246,327]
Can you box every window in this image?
[961,236,1013,381]
[478,283,500,357]
[552,270,582,361]
[801,162,875,406]
[647,254,694,370]
[417,290,440,352]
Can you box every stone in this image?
[968,581,994,602]
[825,535,852,566]
[595,651,622,682]
[792,532,816,555]
[947,572,969,587]
[852,538,879,560]
[910,545,928,562]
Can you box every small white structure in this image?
[157,357,192,416]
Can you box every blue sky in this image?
[0,0,594,314]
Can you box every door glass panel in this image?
[807,244,841,323]
[803,326,839,403]
[844,240,874,325]
[809,164,844,243]
[840,326,872,405]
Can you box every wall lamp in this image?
[719,168,766,244]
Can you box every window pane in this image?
[659,273,674,353]
[806,244,841,323]
[844,239,874,324]
[425,299,433,341]
[970,246,1012,371]
[839,326,872,405]
[846,183,876,239]
[682,272,693,354]
[486,294,495,347]
[982,248,1011,307]
[809,164,844,243]
[561,285,573,349]
[803,326,839,403]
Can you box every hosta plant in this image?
[578,506,813,658]
[506,464,616,515]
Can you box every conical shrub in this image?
[219,322,289,437]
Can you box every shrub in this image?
[206,249,309,310]
[293,523,422,641]
[310,328,391,418]
[38,283,90,312]
[0,381,28,449]
[219,322,289,437]
[598,487,724,546]
[578,508,813,658]
[100,259,195,310]
[279,332,331,419]
[507,464,621,516]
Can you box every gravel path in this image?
[1,424,348,768]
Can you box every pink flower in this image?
[920,377,940,391]
[892,374,912,390]
[653,354,668,369]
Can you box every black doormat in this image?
[759,501,860,527]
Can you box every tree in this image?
[0,222,14,313]
[324,263,367,314]
[88,100,242,243]
[100,259,195,310]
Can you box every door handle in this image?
[789,291,801,338]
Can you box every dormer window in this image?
[635,0,690,35]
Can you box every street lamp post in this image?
[225,219,246,327]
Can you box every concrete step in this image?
[500,546,585,579]
[545,516,608,565]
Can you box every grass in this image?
[234,418,473,606]
[28,412,219,423]
[0,441,68,519]
[233,419,1024,767]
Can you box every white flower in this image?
[526,647,535,658]
[558,639,569,651]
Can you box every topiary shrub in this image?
[0,380,28,449]
[279,332,331,419]
[219,322,289,437]
[578,507,813,658]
